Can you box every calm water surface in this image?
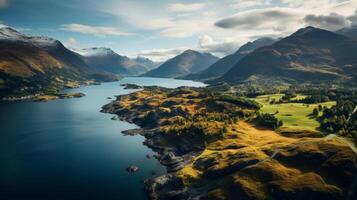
[0,77,205,200]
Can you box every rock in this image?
[120,83,143,89]
[126,165,139,173]
[146,154,151,159]
[107,97,112,99]
[111,116,118,120]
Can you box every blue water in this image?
[0,77,205,200]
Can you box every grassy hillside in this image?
[253,94,335,131]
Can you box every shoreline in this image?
[101,99,203,199]
[100,101,199,199]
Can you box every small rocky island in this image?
[120,83,143,90]
[126,165,139,173]
[102,87,357,200]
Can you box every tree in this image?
[312,108,319,116]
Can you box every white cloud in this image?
[98,0,357,58]
[60,24,135,37]
[198,35,240,56]
[137,47,188,62]
[63,37,78,48]
[0,0,8,8]
[145,18,174,30]
[168,3,206,12]
[280,0,331,9]
[233,0,271,10]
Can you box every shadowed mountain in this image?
[0,27,117,98]
[214,27,357,85]
[74,47,159,76]
[336,25,357,41]
[143,50,218,78]
[182,37,276,81]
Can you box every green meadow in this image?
[253,94,336,131]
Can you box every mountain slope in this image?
[0,27,116,98]
[336,26,357,41]
[183,38,276,81]
[75,47,158,76]
[143,50,218,78]
[215,27,357,84]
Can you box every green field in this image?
[253,94,336,132]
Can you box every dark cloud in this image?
[214,8,301,32]
[304,13,350,31]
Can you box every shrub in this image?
[256,113,282,130]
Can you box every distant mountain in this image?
[336,25,357,41]
[143,50,218,78]
[0,27,117,98]
[215,27,357,84]
[74,47,159,76]
[182,38,276,81]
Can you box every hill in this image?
[182,38,276,81]
[143,50,218,78]
[215,27,357,85]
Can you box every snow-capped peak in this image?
[72,47,116,57]
[0,26,58,48]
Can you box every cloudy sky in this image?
[0,0,357,61]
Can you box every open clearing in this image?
[253,94,336,132]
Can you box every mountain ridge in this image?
[143,49,218,78]
[0,27,118,98]
[182,37,276,81]
[214,26,357,85]
[74,47,159,76]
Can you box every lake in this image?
[0,77,206,200]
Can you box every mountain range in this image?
[337,25,357,41]
[0,27,117,98]
[1,25,357,98]
[143,50,218,78]
[73,47,159,76]
[182,37,276,81]
[212,27,357,85]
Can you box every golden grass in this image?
[176,121,355,199]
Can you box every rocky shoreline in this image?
[101,100,203,199]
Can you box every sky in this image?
[0,0,357,61]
